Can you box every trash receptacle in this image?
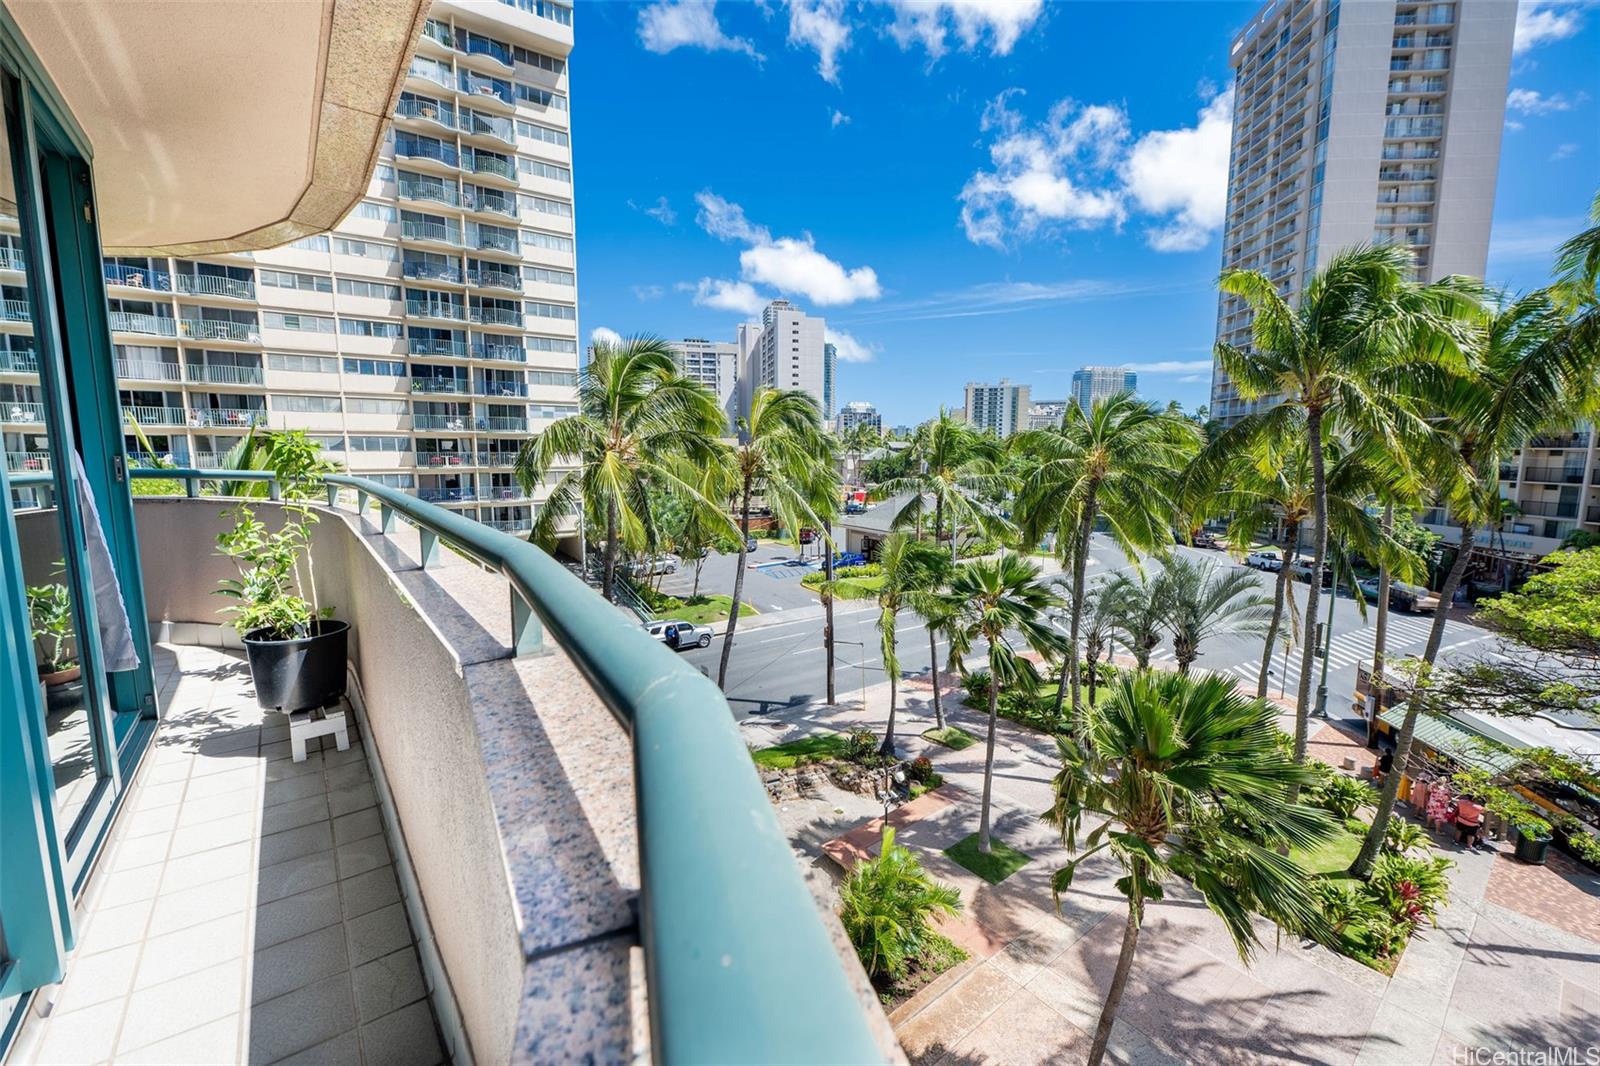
[1514,826,1551,865]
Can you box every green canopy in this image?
[1379,705,1522,775]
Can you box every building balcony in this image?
[457,110,515,145]
[401,219,465,248]
[180,318,261,344]
[3,297,32,321]
[188,407,267,428]
[1529,432,1591,449]
[470,305,521,328]
[410,377,471,395]
[394,137,459,170]
[121,403,188,426]
[103,262,172,291]
[402,260,465,285]
[413,412,474,431]
[1519,466,1587,485]
[115,358,184,382]
[466,154,516,182]
[417,450,471,467]
[408,336,467,358]
[467,266,521,292]
[186,362,265,386]
[484,517,532,532]
[417,486,478,502]
[478,380,528,399]
[175,273,257,300]
[457,74,513,109]
[397,178,460,208]
[405,300,467,322]
[395,96,458,132]
[476,450,519,467]
[1518,499,1579,518]
[1587,505,1600,524]
[0,247,26,272]
[471,341,525,363]
[481,416,527,433]
[0,349,39,374]
[456,34,513,69]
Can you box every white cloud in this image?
[689,278,768,315]
[885,0,1044,59]
[1550,142,1579,161]
[1514,1,1584,54]
[695,190,772,244]
[787,0,851,83]
[959,92,1128,250]
[826,327,878,363]
[1122,88,1234,252]
[693,190,882,306]
[644,196,677,225]
[830,108,851,128]
[633,284,665,301]
[1115,359,1214,374]
[740,237,881,305]
[637,1,762,59]
[1506,87,1585,114]
[961,87,1234,253]
[1488,214,1588,267]
[591,327,623,349]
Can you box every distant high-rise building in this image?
[963,379,1031,437]
[1209,0,1514,425]
[670,338,738,424]
[1028,399,1068,429]
[836,401,881,434]
[738,299,828,423]
[823,342,838,420]
[1070,368,1137,412]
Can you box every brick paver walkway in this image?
[1484,846,1600,944]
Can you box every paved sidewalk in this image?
[763,669,1600,1066]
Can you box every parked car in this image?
[644,619,714,650]
[843,502,867,515]
[1192,530,1221,549]
[744,537,759,553]
[831,551,867,568]
[798,527,818,544]
[1245,550,1282,572]
[1389,581,1440,613]
[1357,576,1383,602]
[1290,560,1333,586]
[634,554,679,576]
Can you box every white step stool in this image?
[289,705,349,762]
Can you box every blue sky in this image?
[571,1,1599,424]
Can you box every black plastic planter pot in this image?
[1513,827,1551,866]
[243,620,351,713]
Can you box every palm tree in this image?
[832,533,949,754]
[878,410,1010,563]
[718,387,834,687]
[1046,671,1333,1066]
[515,335,727,603]
[914,589,962,731]
[1156,557,1274,675]
[1079,578,1118,707]
[1102,569,1167,671]
[840,421,881,486]
[1014,393,1200,726]
[1216,244,1475,765]
[1352,287,1600,878]
[938,554,1064,853]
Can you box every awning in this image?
[1379,705,1522,774]
[10,0,428,254]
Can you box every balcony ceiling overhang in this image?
[12,0,427,255]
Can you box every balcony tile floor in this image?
[12,643,445,1066]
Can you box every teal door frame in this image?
[0,3,160,1034]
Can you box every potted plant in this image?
[215,431,349,713]
[27,571,80,707]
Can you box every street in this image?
[674,533,1499,726]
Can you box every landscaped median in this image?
[638,585,757,624]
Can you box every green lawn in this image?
[945,833,1033,884]
[751,733,849,770]
[1290,827,1365,877]
[650,594,757,624]
[922,726,977,751]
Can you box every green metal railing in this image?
[124,468,884,1064]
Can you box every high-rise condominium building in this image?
[738,299,828,423]
[671,338,739,424]
[964,379,1031,437]
[1070,367,1137,412]
[1209,0,1514,425]
[836,401,882,434]
[823,342,838,421]
[1028,399,1068,429]
[3,1,580,541]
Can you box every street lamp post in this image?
[1313,555,1339,718]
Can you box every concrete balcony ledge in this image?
[124,496,899,1064]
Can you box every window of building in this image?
[515,83,568,111]
[264,311,335,333]
[373,163,394,183]
[526,370,578,386]
[272,394,342,413]
[333,238,399,261]
[348,435,409,452]
[523,266,575,286]
[517,158,571,183]
[529,402,578,419]
[260,269,333,293]
[525,335,577,354]
[267,353,337,373]
[339,318,403,338]
[364,473,416,488]
[351,201,397,223]
[512,45,566,74]
[520,229,575,253]
[346,397,408,415]
[525,301,575,320]
[521,195,572,219]
[515,120,569,147]
[288,234,330,252]
[336,278,403,301]
[343,357,406,376]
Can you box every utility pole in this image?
[1313,553,1338,718]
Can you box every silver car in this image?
[644,619,714,650]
